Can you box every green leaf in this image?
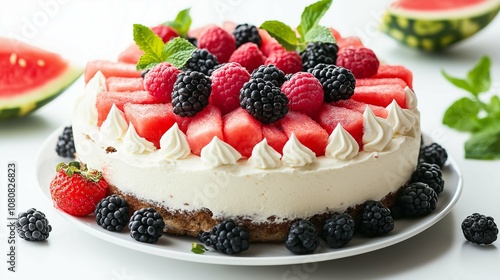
[191,243,208,254]
[487,95,500,114]
[465,125,500,160]
[304,25,336,44]
[442,97,482,132]
[164,8,192,38]
[298,0,332,38]
[133,24,164,62]
[136,53,160,71]
[466,55,491,96]
[260,20,299,51]
[441,70,475,95]
[162,37,196,69]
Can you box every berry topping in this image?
[150,25,179,43]
[198,25,236,63]
[55,126,76,158]
[171,70,212,117]
[95,194,129,232]
[232,23,262,48]
[128,207,165,243]
[300,42,338,71]
[251,64,286,87]
[228,42,266,73]
[360,200,394,237]
[397,182,438,217]
[16,208,52,241]
[336,47,380,78]
[143,62,181,103]
[183,49,219,76]
[239,78,288,124]
[281,72,323,117]
[462,213,498,245]
[210,62,251,115]
[411,163,445,194]
[308,64,356,102]
[419,142,448,168]
[264,50,303,75]
[49,162,108,217]
[202,219,250,254]
[322,213,355,248]
[285,219,319,255]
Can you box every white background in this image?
[1,0,500,279]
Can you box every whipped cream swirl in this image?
[362,107,393,152]
[282,133,316,167]
[326,124,359,160]
[386,100,416,136]
[200,137,242,167]
[100,104,128,140]
[159,123,190,160]
[82,71,106,125]
[248,139,282,169]
[123,123,156,154]
[404,87,418,111]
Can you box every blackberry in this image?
[462,213,498,245]
[206,219,250,254]
[55,126,76,158]
[419,142,448,168]
[360,201,394,237]
[239,78,288,124]
[128,207,164,243]
[198,231,212,247]
[171,70,211,117]
[141,69,150,78]
[308,64,356,102]
[285,220,319,255]
[16,208,52,241]
[411,163,444,194]
[183,49,219,76]
[322,213,355,248]
[95,195,129,232]
[300,42,338,71]
[233,23,262,48]
[397,182,438,217]
[187,36,198,47]
[251,64,286,87]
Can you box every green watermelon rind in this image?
[0,65,82,120]
[380,0,500,51]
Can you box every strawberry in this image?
[50,162,108,217]
[151,25,179,43]
[228,42,266,73]
[265,50,303,75]
[198,25,236,63]
[210,62,251,115]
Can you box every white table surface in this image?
[1,0,500,279]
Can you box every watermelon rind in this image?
[0,64,82,120]
[380,0,500,51]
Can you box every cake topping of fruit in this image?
[55,126,76,158]
[300,41,338,71]
[362,107,393,152]
[281,71,323,117]
[16,208,52,241]
[159,123,190,160]
[251,64,286,87]
[199,219,250,255]
[239,78,289,124]
[143,62,181,103]
[123,123,156,154]
[386,100,416,135]
[308,63,356,102]
[49,161,108,217]
[411,162,444,194]
[198,25,236,64]
[265,49,303,75]
[128,207,165,243]
[462,213,498,245]
[171,70,211,117]
[183,49,219,76]
[359,200,394,237]
[210,62,251,115]
[322,213,355,248]
[228,42,266,73]
[336,46,380,79]
[285,219,319,255]
[233,23,262,48]
[200,136,242,167]
[95,194,129,232]
[281,133,316,167]
[325,124,359,160]
[100,104,128,140]
[248,138,282,169]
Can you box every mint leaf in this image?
[442,97,481,132]
[304,25,335,44]
[191,243,208,254]
[164,8,192,38]
[136,53,161,71]
[162,37,196,69]
[465,125,500,160]
[260,20,299,51]
[298,0,332,38]
[467,55,491,96]
[133,24,164,63]
[441,70,475,95]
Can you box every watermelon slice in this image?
[223,108,263,158]
[280,111,329,156]
[381,0,500,51]
[351,84,407,109]
[124,103,176,148]
[117,44,144,64]
[337,36,364,49]
[96,90,156,126]
[262,124,288,155]
[0,38,82,120]
[106,77,145,92]
[317,104,364,146]
[372,65,413,88]
[186,105,224,156]
[334,99,388,119]
[84,60,141,83]
[356,77,407,88]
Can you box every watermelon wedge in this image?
[223,108,263,158]
[96,90,156,126]
[351,84,407,109]
[381,0,500,51]
[106,77,145,92]
[334,99,388,119]
[372,65,413,88]
[280,111,329,156]
[84,60,141,83]
[0,38,82,120]
[186,105,224,156]
[262,124,288,154]
[356,77,407,88]
[317,104,364,146]
[118,44,144,64]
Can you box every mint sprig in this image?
[163,8,192,38]
[442,56,500,160]
[260,0,335,52]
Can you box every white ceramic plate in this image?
[36,126,463,266]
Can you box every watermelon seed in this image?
[9,53,17,65]
[18,58,27,67]
[37,59,45,67]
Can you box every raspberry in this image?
[198,25,236,63]
[144,62,181,103]
[55,126,75,158]
[16,208,52,241]
[462,213,498,245]
[240,78,288,124]
[202,219,250,254]
[336,47,379,79]
[229,42,266,73]
[265,50,303,75]
[281,72,323,117]
[285,220,319,255]
[233,23,262,48]
[171,71,211,117]
[183,49,219,76]
[150,25,179,43]
[210,62,251,115]
[128,207,165,243]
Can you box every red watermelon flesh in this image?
[393,0,485,11]
[351,84,407,109]
[186,105,224,156]
[106,77,144,92]
[337,36,364,49]
[356,77,407,88]
[223,108,263,158]
[96,90,156,126]
[174,114,191,133]
[262,124,288,154]
[317,104,364,146]
[124,103,176,148]
[117,44,143,64]
[372,65,413,88]
[84,60,141,83]
[280,111,329,156]
[334,99,388,119]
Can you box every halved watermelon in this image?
[381,0,500,51]
[0,38,82,120]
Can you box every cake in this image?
[71,20,421,243]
